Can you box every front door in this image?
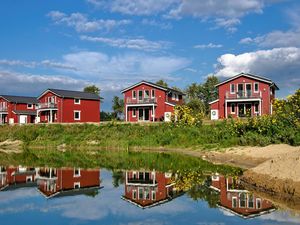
[19,115,27,124]
[144,108,150,121]
[138,108,144,121]
[238,103,252,117]
[138,108,150,121]
[238,104,245,117]
[245,103,252,116]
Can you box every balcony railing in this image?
[225,91,262,99]
[37,102,57,109]
[126,97,157,104]
[0,106,7,112]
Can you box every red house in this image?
[209,73,279,120]
[210,174,275,218]
[36,89,101,123]
[37,167,101,198]
[122,170,182,208]
[121,81,184,122]
[0,95,38,124]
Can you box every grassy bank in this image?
[0,115,299,150]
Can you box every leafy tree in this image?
[112,170,124,188]
[83,85,100,95]
[112,96,124,119]
[202,76,219,113]
[156,79,168,87]
[185,82,202,99]
[100,111,114,121]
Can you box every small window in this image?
[74,98,80,104]
[74,182,80,189]
[248,194,254,208]
[74,168,81,177]
[74,111,81,120]
[254,83,259,93]
[151,90,155,98]
[256,198,261,209]
[254,103,259,113]
[239,193,247,208]
[27,103,33,109]
[132,190,137,200]
[232,197,238,208]
[132,108,136,117]
[230,84,235,94]
[132,90,136,99]
[231,103,235,114]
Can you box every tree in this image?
[202,76,219,112]
[83,85,100,95]
[156,79,168,87]
[112,96,124,119]
[185,82,202,99]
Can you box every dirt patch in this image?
[0,140,23,153]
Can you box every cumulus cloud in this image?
[80,35,171,51]
[194,43,223,49]
[47,10,131,32]
[212,47,300,95]
[141,18,172,30]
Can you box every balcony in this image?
[225,91,262,99]
[0,106,7,112]
[37,102,57,110]
[126,97,157,105]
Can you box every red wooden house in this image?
[36,89,101,123]
[37,167,101,198]
[209,73,279,120]
[121,81,184,122]
[122,170,182,208]
[0,95,38,124]
[210,174,275,219]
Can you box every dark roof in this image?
[215,73,279,90]
[13,110,37,116]
[121,80,185,95]
[39,89,101,100]
[0,95,38,104]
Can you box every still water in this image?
[0,166,299,225]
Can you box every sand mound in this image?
[0,140,23,153]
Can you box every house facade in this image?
[36,89,101,123]
[210,73,279,120]
[0,95,38,124]
[121,81,184,122]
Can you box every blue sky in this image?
[0,0,299,111]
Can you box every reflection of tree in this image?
[112,170,124,188]
[84,190,99,198]
[186,184,219,208]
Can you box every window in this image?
[144,90,150,99]
[232,197,238,208]
[132,190,137,200]
[231,103,235,114]
[248,194,254,208]
[138,90,143,100]
[239,193,247,208]
[152,191,156,200]
[74,168,81,177]
[172,93,178,100]
[132,90,136,99]
[230,83,235,94]
[74,98,80,104]
[254,103,259,114]
[74,182,80,189]
[256,198,261,209]
[138,187,143,200]
[132,108,136,117]
[144,188,150,200]
[254,82,259,93]
[74,111,81,120]
[27,103,33,109]
[151,89,155,98]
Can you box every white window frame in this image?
[230,103,235,114]
[254,82,259,93]
[27,103,33,109]
[74,110,81,121]
[151,89,155,99]
[132,189,137,200]
[74,168,81,177]
[144,90,150,99]
[132,90,136,99]
[239,193,247,208]
[230,83,235,94]
[132,108,136,117]
[138,90,143,100]
[256,198,262,209]
[232,196,238,208]
[247,194,254,209]
[74,182,80,189]
[74,98,81,105]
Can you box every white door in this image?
[211,110,219,120]
[19,115,27,124]
[164,112,172,122]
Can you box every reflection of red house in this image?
[36,89,101,123]
[37,167,101,198]
[209,73,279,120]
[0,166,37,191]
[122,170,182,208]
[121,81,184,122]
[210,174,275,218]
[0,95,37,124]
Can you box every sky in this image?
[0,0,299,111]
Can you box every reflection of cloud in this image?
[258,210,300,224]
[0,188,39,204]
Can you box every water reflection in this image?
[209,174,275,218]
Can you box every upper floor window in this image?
[27,103,33,109]
[138,90,143,100]
[151,89,155,98]
[254,83,259,93]
[132,90,136,99]
[74,98,81,104]
[230,84,235,94]
[144,90,150,99]
[48,96,56,103]
[172,93,178,101]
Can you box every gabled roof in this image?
[38,88,101,100]
[215,73,279,90]
[0,95,38,104]
[121,80,185,95]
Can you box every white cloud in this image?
[80,35,171,51]
[212,47,300,94]
[213,18,241,32]
[184,68,197,73]
[194,43,223,49]
[141,18,172,30]
[47,10,131,32]
[0,59,37,68]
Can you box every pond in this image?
[0,164,299,225]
